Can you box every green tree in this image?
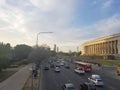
[0,43,12,71]
[14,44,32,60]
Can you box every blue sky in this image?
[0,0,120,52]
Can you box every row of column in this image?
[84,40,118,55]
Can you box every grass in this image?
[89,60,120,66]
[0,70,17,82]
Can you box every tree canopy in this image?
[14,44,32,60]
[0,43,12,71]
[28,45,50,63]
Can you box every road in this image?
[40,62,120,90]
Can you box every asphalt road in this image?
[40,63,120,90]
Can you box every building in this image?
[81,33,120,59]
[54,44,57,52]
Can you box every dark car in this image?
[65,64,70,68]
[80,82,97,90]
[44,66,49,70]
[50,63,55,68]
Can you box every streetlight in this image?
[36,32,53,47]
[31,31,53,90]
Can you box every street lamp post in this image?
[36,32,53,47]
[31,32,53,90]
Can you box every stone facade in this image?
[81,33,120,59]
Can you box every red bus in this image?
[74,61,92,72]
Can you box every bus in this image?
[74,61,92,72]
[117,65,120,75]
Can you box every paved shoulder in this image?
[0,64,32,90]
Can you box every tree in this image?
[0,43,12,71]
[28,45,50,63]
[14,44,32,60]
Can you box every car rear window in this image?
[97,79,103,82]
[68,87,75,90]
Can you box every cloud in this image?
[102,0,113,9]
[81,13,120,40]
[94,14,120,35]
[0,0,76,49]
[0,0,120,52]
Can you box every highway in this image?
[40,62,120,90]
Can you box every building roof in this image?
[82,33,120,46]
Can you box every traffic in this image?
[41,58,120,90]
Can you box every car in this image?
[50,63,55,68]
[65,64,70,68]
[62,83,76,90]
[80,82,97,90]
[74,68,85,74]
[44,66,49,70]
[55,63,60,67]
[55,67,60,72]
[88,74,104,86]
[60,62,64,66]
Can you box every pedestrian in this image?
[34,70,38,78]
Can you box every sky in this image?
[0,0,120,52]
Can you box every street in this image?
[41,62,120,90]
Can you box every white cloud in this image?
[102,0,113,9]
[94,14,120,35]
[0,0,76,50]
[0,0,120,52]
[80,13,120,41]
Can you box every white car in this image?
[74,68,85,74]
[60,62,64,66]
[62,83,76,90]
[55,67,60,72]
[88,74,104,86]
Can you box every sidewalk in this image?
[0,64,31,90]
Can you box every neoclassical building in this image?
[81,33,120,59]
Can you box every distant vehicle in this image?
[65,64,70,68]
[60,62,64,66]
[55,62,60,67]
[44,66,49,70]
[80,82,97,90]
[74,68,85,75]
[74,61,92,72]
[88,74,104,86]
[50,63,54,68]
[62,83,76,90]
[55,67,60,72]
[117,65,120,75]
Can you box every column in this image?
[113,41,116,54]
[92,45,94,55]
[115,40,118,54]
[110,41,113,54]
[109,42,111,54]
[105,42,108,54]
[111,41,114,54]
[100,43,102,55]
[99,43,101,55]
[102,42,105,55]
[88,46,90,55]
[93,44,95,55]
